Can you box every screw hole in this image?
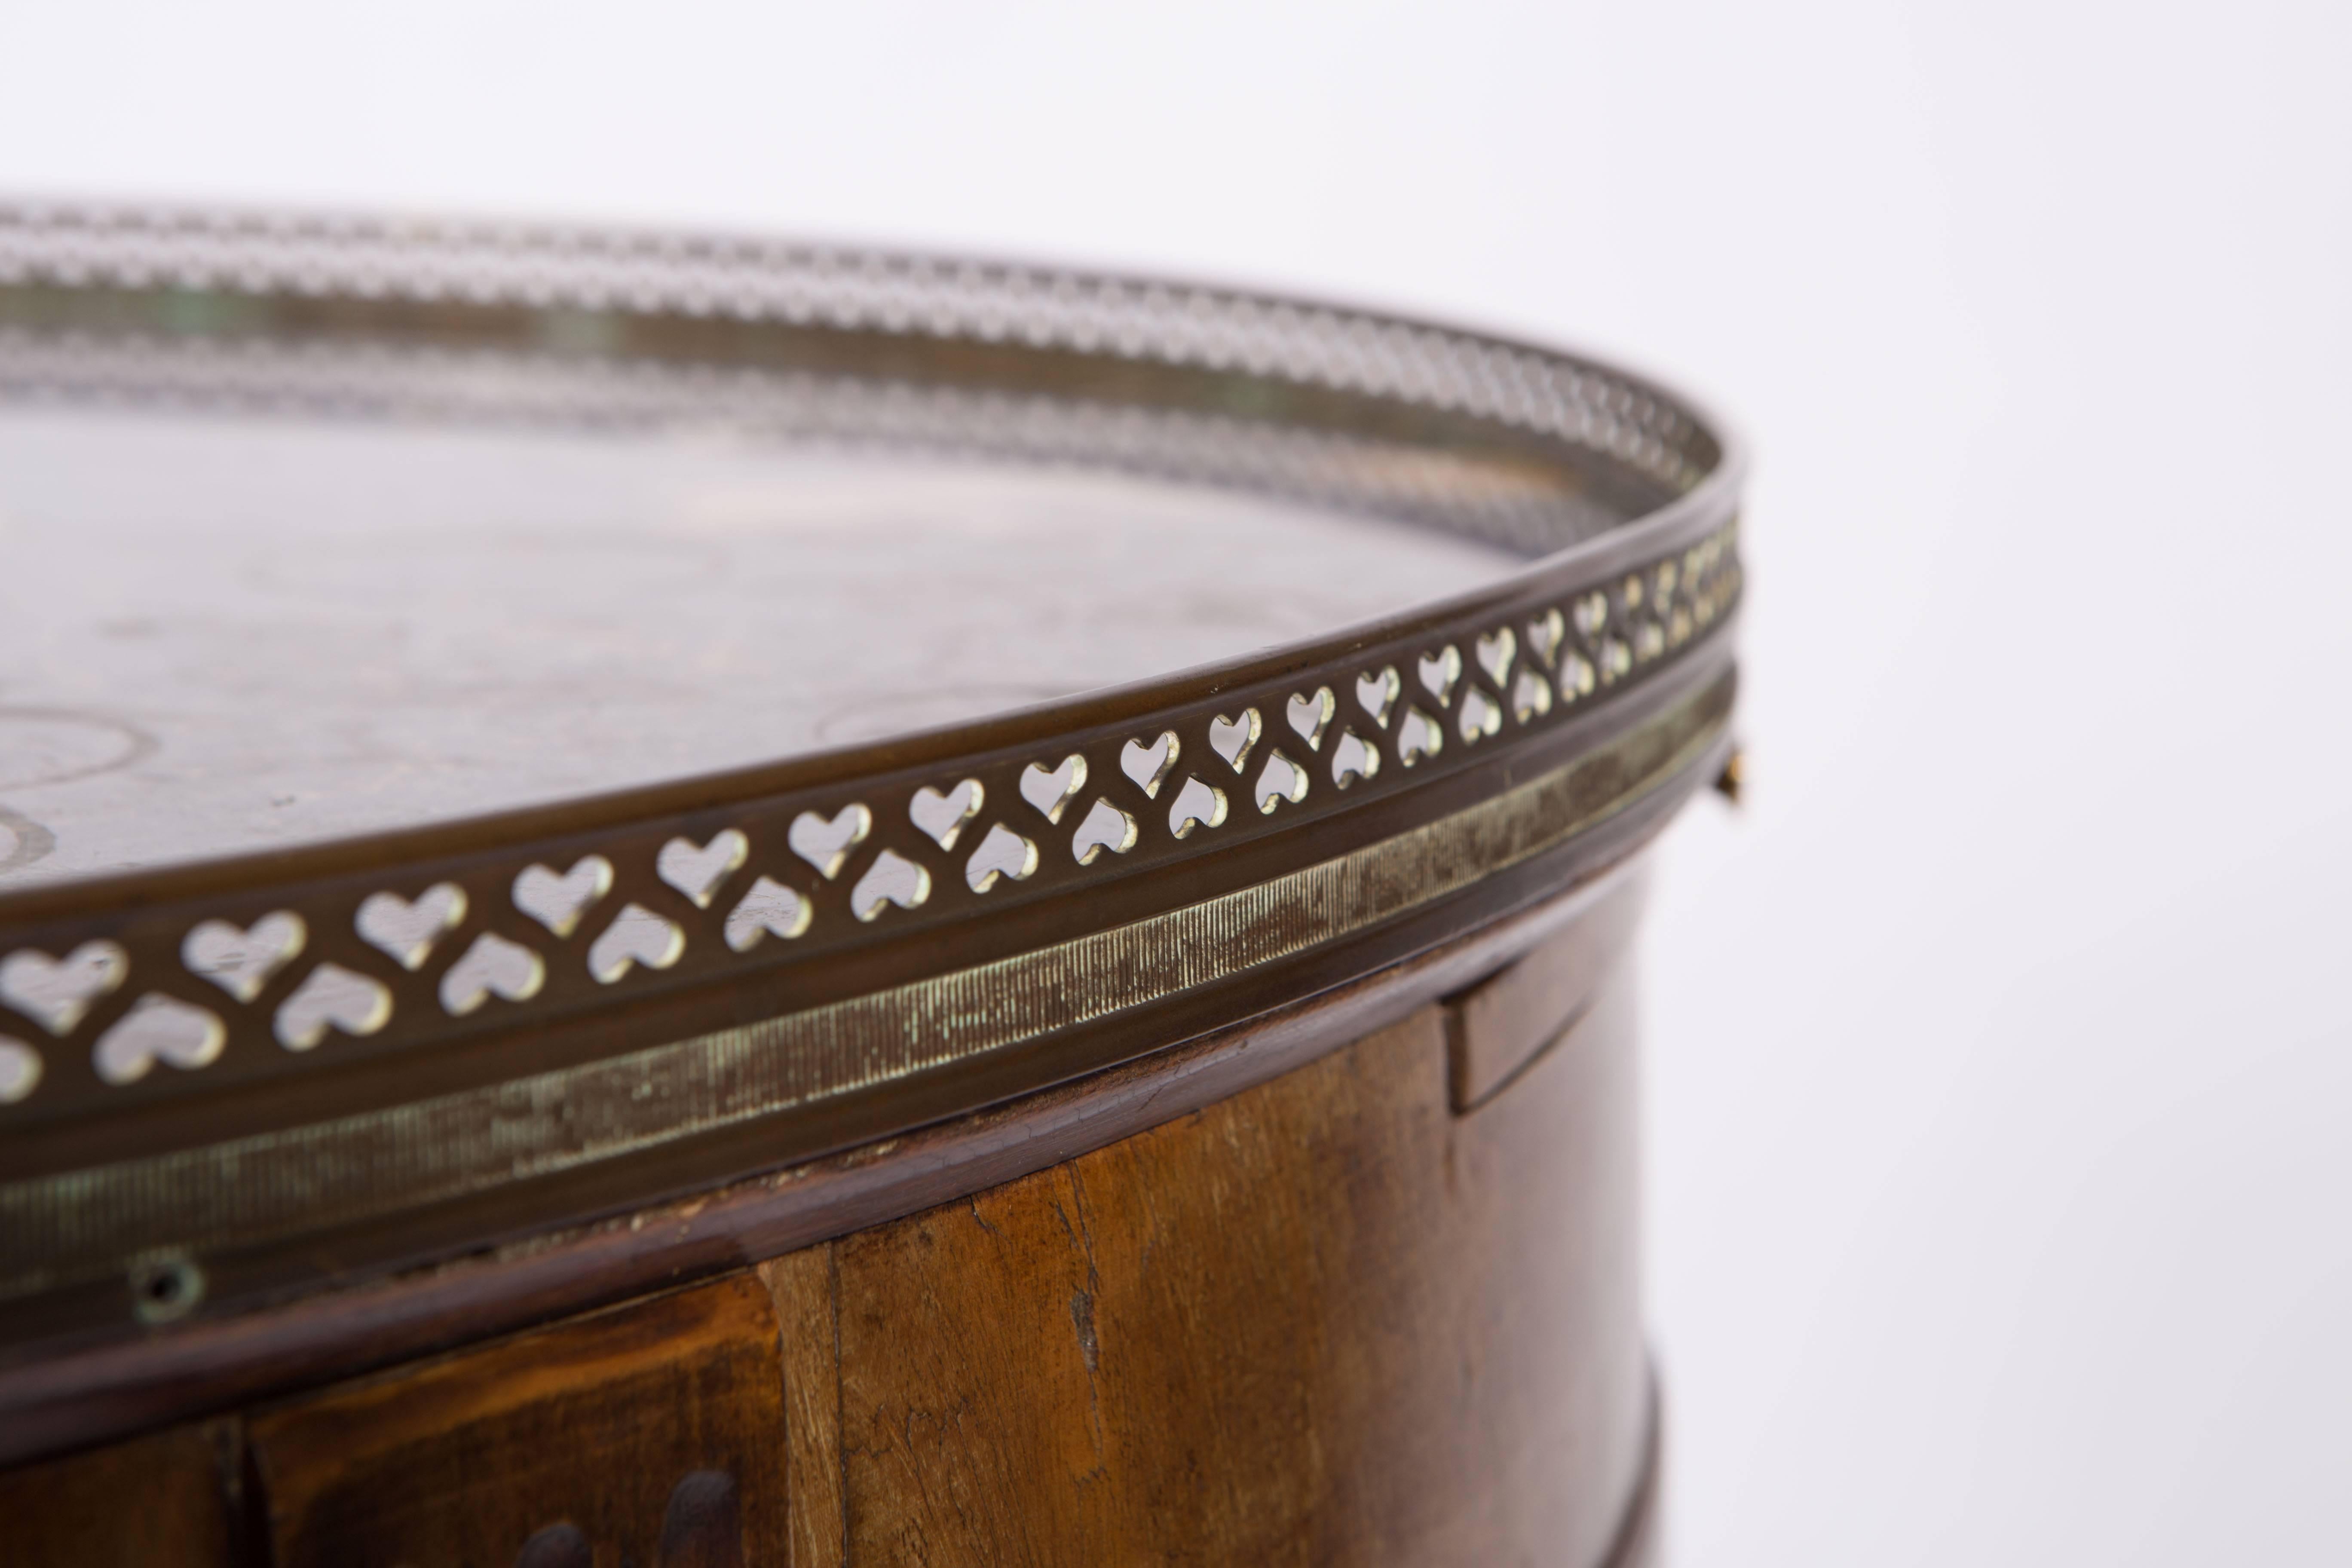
[129,1255,205,1325]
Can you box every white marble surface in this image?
[0,410,1517,887]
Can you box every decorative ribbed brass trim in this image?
[0,669,1727,1298]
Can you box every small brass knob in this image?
[1712,747,1745,807]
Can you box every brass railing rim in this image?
[0,203,1745,1292]
[0,198,1745,921]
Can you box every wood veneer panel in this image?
[0,1420,241,1567]
[760,1246,848,1568]
[829,983,1648,1566]
[246,1274,788,1568]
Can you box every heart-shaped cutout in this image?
[724,876,811,951]
[1119,733,1180,799]
[1071,799,1138,865]
[851,849,933,922]
[1511,670,1553,724]
[0,1036,39,1105]
[1208,710,1260,773]
[356,883,468,971]
[1355,668,1400,729]
[1526,609,1565,669]
[1474,628,1516,687]
[93,994,224,1085]
[183,911,306,1004]
[658,830,749,909]
[1019,756,1088,824]
[965,824,1040,894]
[1654,559,1679,602]
[1456,686,1503,744]
[1396,707,1443,767]
[789,805,872,880]
[1559,650,1597,701]
[588,904,687,983]
[1286,688,1335,752]
[1417,646,1462,705]
[1598,635,1632,683]
[513,856,614,938]
[0,940,127,1036]
[1571,590,1609,637]
[1330,730,1381,789]
[1253,750,1309,814]
[439,933,546,1017]
[1634,619,1666,662]
[1622,572,1647,612]
[910,779,985,850]
[276,964,393,1051]
[1167,776,1228,839]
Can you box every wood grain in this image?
[0,1419,241,1567]
[247,1274,789,1568]
[829,978,1649,1566]
[760,1246,847,1568]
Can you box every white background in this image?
[4,2,2347,1560]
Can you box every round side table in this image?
[0,203,1742,1567]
